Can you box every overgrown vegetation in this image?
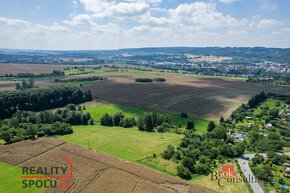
[137,112,170,132]
[16,79,35,90]
[167,128,246,180]
[99,112,136,128]
[55,76,106,83]
[0,104,93,144]
[229,93,290,153]
[249,152,290,192]
[3,70,64,78]
[135,77,166,83]
[158,92,290,180]
[0,85,92,119]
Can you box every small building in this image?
[284,173,290,178]
[235,133,245,141]
[280,119,288,125]
[264,123,273,129]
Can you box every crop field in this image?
[0,63,69,75]
[84,71,290,120]
[0,138,216,193]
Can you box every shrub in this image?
[100,113,114,126]
[177,165,192,180]
[161,145,175,160]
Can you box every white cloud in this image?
[258,19,280,28]
[126,0,162,4]
[131,24,166,33]
[0,0,289,49]
[79,0,149,18]
[169,2,240,29]
[64,14,95,26]
[281,28,290,32]
[0,17,30,26]
[139,14,170,26]
[79,0,111,12]
[91,22,123,35]
[110,2,149,17]
[25,23,71,34]
[147,0,162,4]
[219,0,239,4]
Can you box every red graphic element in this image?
[21,156,73,179]
[222,164,235,177]
[59,181,71,189]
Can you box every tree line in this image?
[3,70,64,78]
[135,77,166,83]
[0,104,93,144]
[0,85,93,119]
[137,112,170,132]
[248,91,266,108]
[16,79,35,90]
[55,76,106,83]
[100,112,136,128]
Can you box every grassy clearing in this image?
[59,125,182,161]
[191,164,250,193]
[138,156,178,176]
[260,98,285,110]
[0,162,42,193]
[84,104,209,134]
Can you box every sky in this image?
[0,0,289,50]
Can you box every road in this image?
[237,152,290,193]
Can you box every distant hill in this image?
[0,47,289,64]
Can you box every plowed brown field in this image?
[0,138,216,193]
[85,73,290,120]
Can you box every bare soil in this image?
[0,138,216,193]
[85,73,290,120]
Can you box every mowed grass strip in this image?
[191,164,250,193]
[59,125,183,161]
[0,162,42,193]
[84,103,209,134]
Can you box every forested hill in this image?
[0,47,290,64]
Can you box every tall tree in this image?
[207,121,216,132]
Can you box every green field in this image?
[59,125,182,161]
[0,162,42,193]
[84,104,209,134]
[64,68,94,76]
[64,67,151,76]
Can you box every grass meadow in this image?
[0,162,42,193]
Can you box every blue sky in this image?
[0,0,289,50]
